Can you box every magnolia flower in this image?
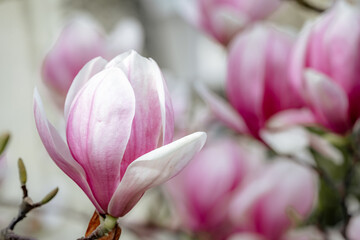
[34,51,206,217]
[229,160,317,240]
[42,16,144,103]
[166,138,264,239]
[198,25,305,139]
[290,1,360,134]
[187,0,281,44]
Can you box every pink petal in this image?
[34,89,104,213]
[226,25,267,136]
[149,58,174,146]
[289,22,312,101]
[108,132,207,217]
[167,138,247,231]
[229,169,275,223]
[107,51,174,177]
[266,108,317,130]
[304,69,350,133]
[64,57,107,120]
[230,161,316,239]
[260,127,309,155]
[253,162,316,239]
[261,27,302,117]
[308,133,343,165]
[66,68,135,210]
[196,82,248,134]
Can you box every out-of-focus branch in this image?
[0,159,58,240]
[288,0,331,12]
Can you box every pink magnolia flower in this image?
[166,138,264,239]
[290,1,360,134]
[198,24,308,139]
[42,16,144,104]
[193,0,281,44]
[34,51,206,217]
[229,160,317,240]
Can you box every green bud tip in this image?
[17,158,27,185]
[0,132,10,155]
[104,215,118,232]
[41,187,59,205]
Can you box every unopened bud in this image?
[0,132,10,155]
[41,187,59,205]
[17,158,27,185]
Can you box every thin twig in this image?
[77,226,108,240]
[0,159,58,240]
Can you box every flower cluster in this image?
[0,0,356,239]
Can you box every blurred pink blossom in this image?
[198,25,308,139]
[166,138,265,239]
[42,16,144,104]
[229,160,317,240]
[193,0,281,44]
[34,51,206,217]
[290,1,360,134]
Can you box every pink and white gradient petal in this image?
[196,82,248,134]
[64,57,107,120]
[34,89,104,213]
[304,69,349,133]
[66,68,135,210]
[108,132,206,217]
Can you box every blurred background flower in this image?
[42,15,144,106]
[290,0,360,134]
[166,138,264,239]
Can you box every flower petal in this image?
[108,132,207,217]
[260,127,310,155]
[230,160,316,239]
[196,82,248,134]
[107,51,174,177]
[150,58,174,146]
[66,68,135,210]
[64,57,107,121]
[304,69,349,133]
[34,89,104,213]
[309,133,343,165]
[226,25,267,136]
[289,22,312,101]
[266,108,317,130]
